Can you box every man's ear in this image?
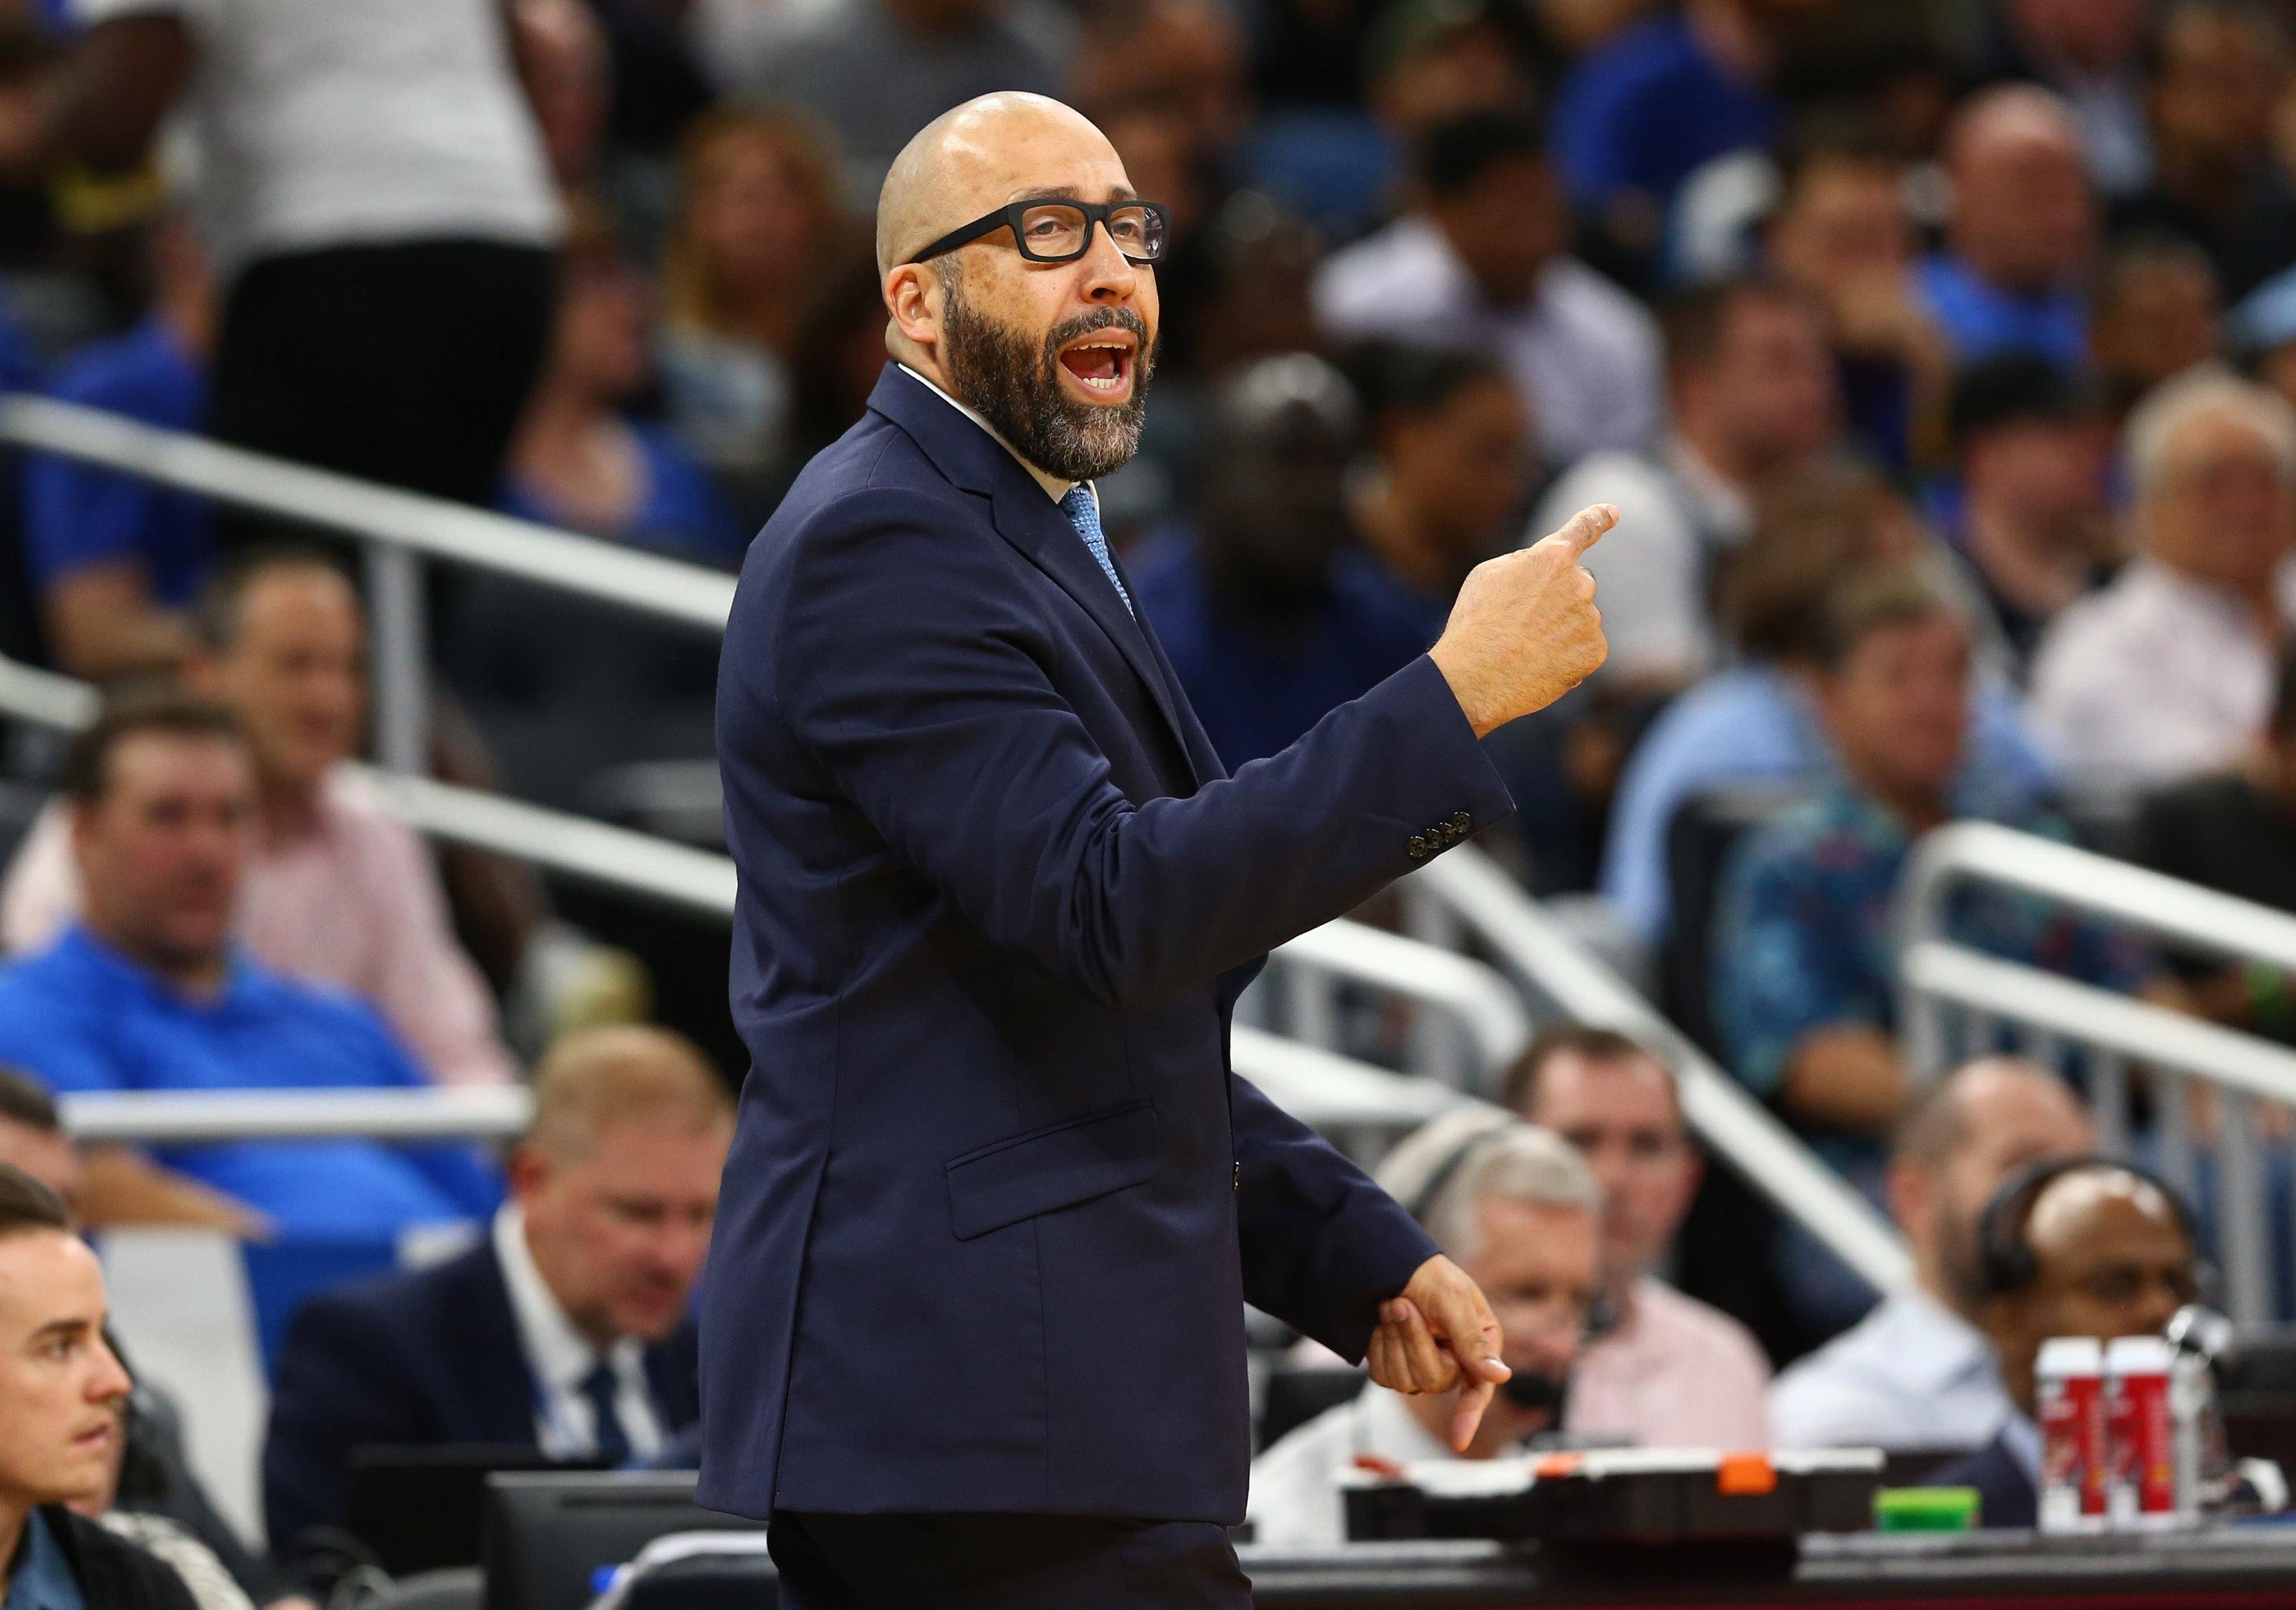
[1888,1158,1929,1241]
[505,1142,549,1202]
[884,263,944,354]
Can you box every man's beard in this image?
[939,263,1155,483]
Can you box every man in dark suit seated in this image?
[263,1026,729,1563]
[1923,1157,2199,1528]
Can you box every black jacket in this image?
[30,1508,199,1610]
[262,1239,700,1556]
[1928,1431,2039,1530]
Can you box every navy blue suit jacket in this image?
[1928,1430,2039,1530]
[697,365,1515,1524]
[261,1239,700,1553]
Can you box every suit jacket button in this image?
[1451,810,1471,832]
[1407,835,1427,859]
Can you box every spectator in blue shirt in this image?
[1602,470,2056,950]
[22,212,214,682]
[1130,353,1431,769]
[1711,569,2150,1169]
[0,696,498,1242]
[1913,87,2096,371]
[1551,0,1801,272]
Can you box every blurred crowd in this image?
[0,0,2292,1599]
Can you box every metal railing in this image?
[1406,845,1915,1295]
[54,1030,1457,1148]
[1898,822,2296,1324]
[0,398,1909,1286]
[0,394,733,772]
[0,649,1523,1117]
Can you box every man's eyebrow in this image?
[28,1316,88,1346]
[1006,185,1141,205]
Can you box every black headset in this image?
[1973,1154,2200,1303]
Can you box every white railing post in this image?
[2218,1091,2270,1327]
[365,544,428,776]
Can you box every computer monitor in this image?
[481,1471,762,1610]
[347,1445,603,1577]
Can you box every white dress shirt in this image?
[2029,557,2296,795]
[1248,1383,1518,1549]
[1312,216,1663,466]
[492,1204,663,1462]
[1768,1287,2008,1452]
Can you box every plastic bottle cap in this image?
[1875,1487,1980,1532]
[2036,1335,2105,1375]
[2106,1335,2173,1372]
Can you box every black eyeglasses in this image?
[905,199,1171,267]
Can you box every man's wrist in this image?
[1427,645,1497,739]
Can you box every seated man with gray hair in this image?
[2031,367,2296,793]
[1246,1111,1599,1548]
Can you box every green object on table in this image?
[1874,1486,1980,1532]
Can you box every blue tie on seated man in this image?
[703,88,1619,1608]
[0,694,499,1241]
[263,1025,724,1569]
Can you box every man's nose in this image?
[89,1337,132,1402]
[1076,222,1138,303]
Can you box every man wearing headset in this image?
[1921,1158,2199,1528]
[1246,1113,1601,1548]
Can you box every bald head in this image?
[1891,1057,2094,1313]
[1990,1163,2197,1412]
[1944,85,2093,294]
[878,93,1121,276]
[1946,84,2082,170]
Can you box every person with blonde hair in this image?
[261,1025,731,1573]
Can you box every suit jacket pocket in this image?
[944,1097,1162,1241]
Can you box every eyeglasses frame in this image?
[903,198,1172,267]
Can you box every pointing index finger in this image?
[1546,502,1618,560]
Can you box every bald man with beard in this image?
[698,92,1618,1606]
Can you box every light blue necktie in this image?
[1059,484,1133,617]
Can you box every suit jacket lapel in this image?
[868,365,1196,768]
[459,1243,546,1443]
[1114,545,1223,789]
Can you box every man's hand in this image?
[1367,1254,1510,1452]
[1429,504,1616,738]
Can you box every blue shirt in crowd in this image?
[1,1512,83,1610]
[1711,782,2152,1108]
[1600,663,2056,947]
[0,928,499,1239]
[22,317,212,603]
[1129,535,1436,769]
[1913,254,2087,371]
[498,420,745,568]
[1552,13,1780,209]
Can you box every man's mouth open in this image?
[1057,337,1135,398]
